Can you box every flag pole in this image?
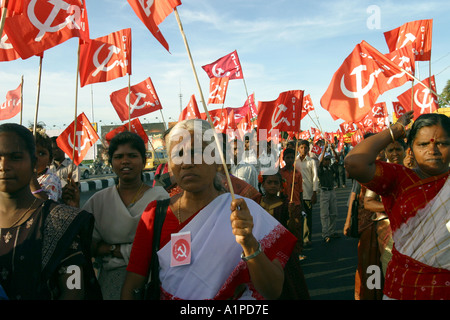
[128,74,131,130]
[0,7,7,39]
[159,109,167,130]
[33,55,43,137]
[174,7,235,199]
[19,75,23,126]
[290,139,299,203]
[69,42,81,183]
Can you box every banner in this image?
[257,90,304,134]
[79,28,131,87]
[397,75,439,119]
[0,83,21,120]
[110,77,162,122]
[105,118,148,145]
[56,113,99,166]
[127,0,181,52]
[202,50,243,80]
[179,94,201,121]
[207,76,229,105]
[320,41,415,122]
[3,0,90,59]
[384,19,433,61]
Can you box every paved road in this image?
[300,178,359,300]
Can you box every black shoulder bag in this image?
[144,198,170,300]
[349,194,360,238]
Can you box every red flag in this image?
[0,0,22,14]
[202,50,243,80]
[0,83,21,120]
[257,90,304,133]
[127,0,181,52]
[208,108,228,133]
[56,113,99,166]
[397,75,439,119]
[3,0,89,60]
[320,41,414,122]
[298,130,311,141]
[300,94,314,120]
[384,19,433,61]
[207,76,229,105]
[179,94,201,121]
[392,101,407,119]
[350,129,364,147]
[105,118,148,146]
[237,113,252,139]
[110,77,162,122]
[339,121,356,135]
[311,144,323,156]
[79,28,131,88]
[0,33,21,61]
[383,44,416,89]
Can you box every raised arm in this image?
[344,111,413,183]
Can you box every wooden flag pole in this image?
[0,7,7,38]
[290,139,299,202]
[159,109,167,131]
[128,74,131,130]
[33,55,43,137]
[174,7,235,199]
[69,42,81,183]
[20,75,23,125]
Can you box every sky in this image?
[1,0,450,134]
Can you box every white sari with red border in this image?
[157,193,294,300]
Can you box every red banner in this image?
[79,28,131,87]
[320,41,414,123]
[207,77,229,105]
[301,94,314,120]
[56,113,99,166]
[0,83,21,120]
[127,0,181,52]
[179,94,201,121]
[202,50,243,80]
[110,77,162,122]
[0,32,20,61]
[3,0,89,60]
[384,19,433,61]
[397,76,439,119]
[0,0,22,14]
[105,118,148,146]
[257,90,304,134]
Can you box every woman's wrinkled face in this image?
[0,132,34,194]
[411,125,450,176]
[168,132,217,193]
[385,141,405,164]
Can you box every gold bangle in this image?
[389,126,395,142]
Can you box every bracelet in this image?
[241,242,262,261]
[31,188,43,194]
[388,126,396,143]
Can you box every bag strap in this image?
[149,198,170,283]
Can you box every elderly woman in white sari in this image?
[82,131,169,300]
[121,119,297,300]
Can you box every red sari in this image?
[362,161,450,300]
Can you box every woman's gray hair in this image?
[165,119,224,192]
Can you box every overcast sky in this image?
[1,0,449,132]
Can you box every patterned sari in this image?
[362,161,450,300]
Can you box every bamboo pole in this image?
[174,7,235,199]
[19,75,23,125]
[128,74,131,130]
[69,43,81,183]
[290,139,299,202]
[33,55,43,137]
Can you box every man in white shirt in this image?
[296,140,319,247]
[230,139,258,190]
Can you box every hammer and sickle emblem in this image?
[92,44,123,77]
[0,34,13,50]
[341,65,378,109]
[414,88,435,114]
[270,104,291,133]
[127,92,155,114]
[212,63,229,78]
[175,244,187,259]
[28,0,80,42]
[68,131,90,157]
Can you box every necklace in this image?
[117,182,145,206]
[8,198,38,229]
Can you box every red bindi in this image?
[430,138,435,142]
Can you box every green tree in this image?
[438,79,450,107]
